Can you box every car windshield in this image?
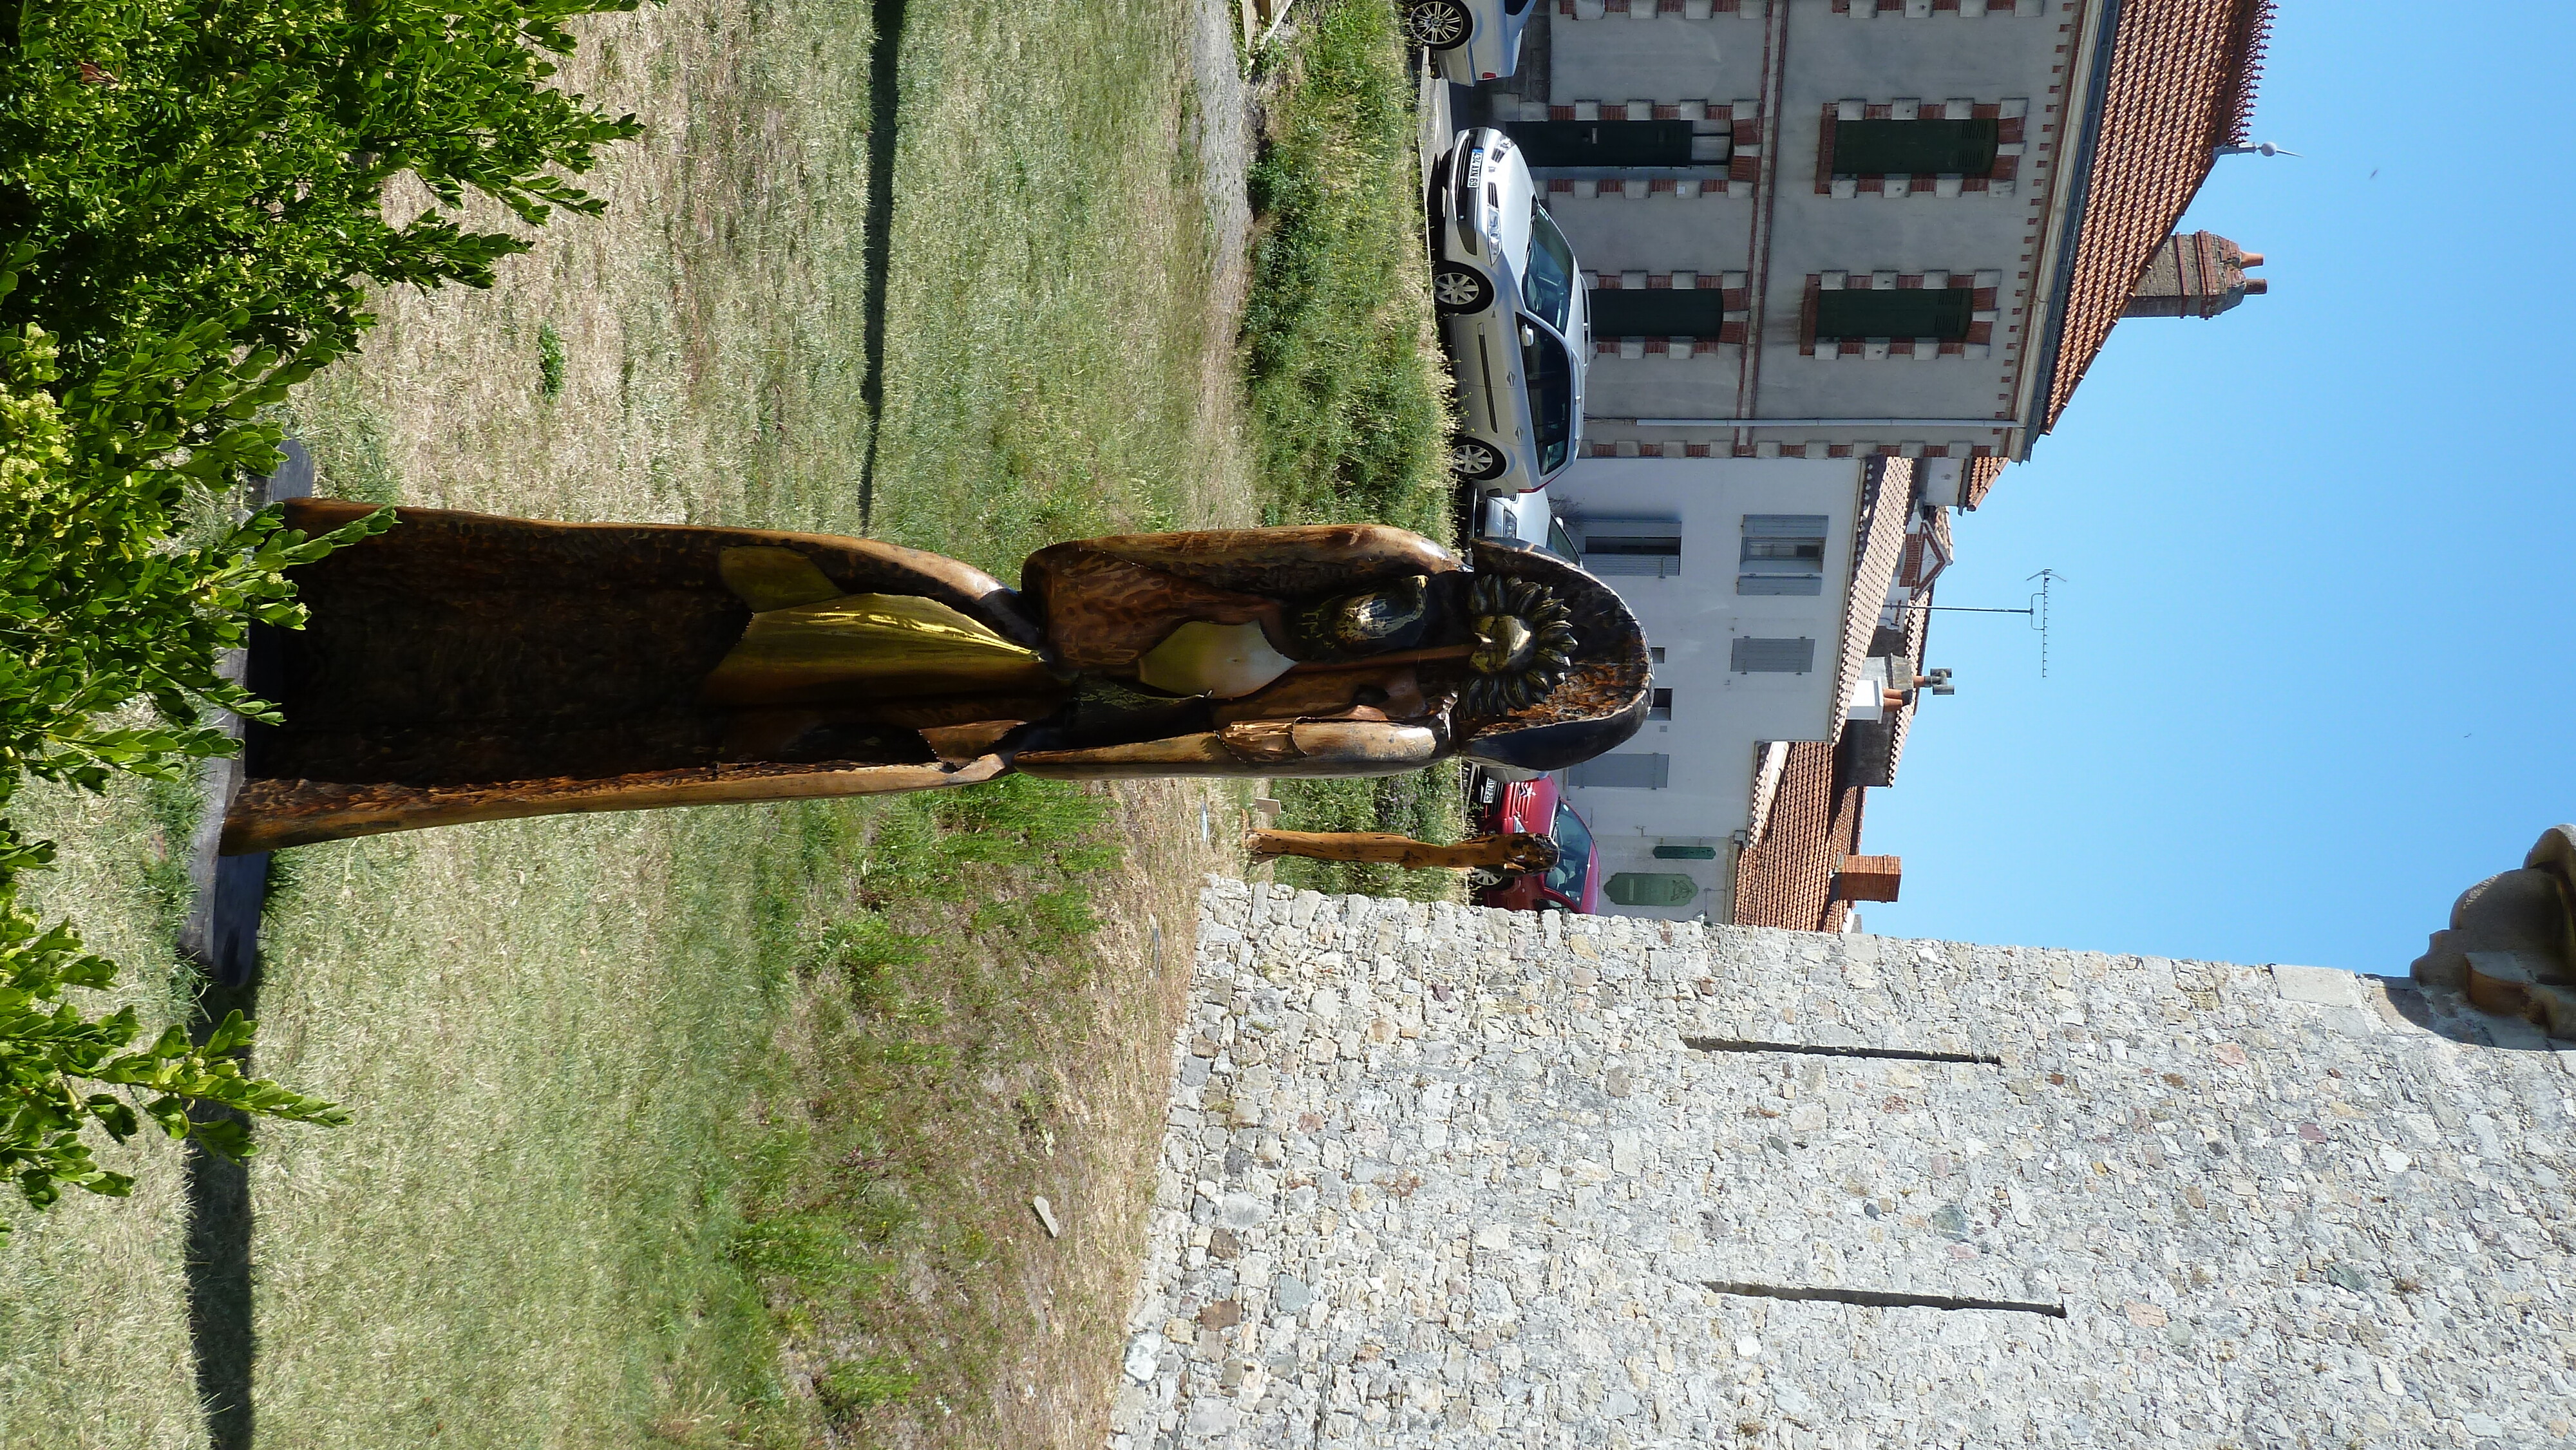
[1544,800,1592,898]
[1522,206,1578,333]
[1522,327,1576,475]
[1544,516,1580,561]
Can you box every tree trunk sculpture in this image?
[222,503,1651,852]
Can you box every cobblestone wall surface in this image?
[1110,879,2576,1450]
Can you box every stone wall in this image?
[1111,879,2576,1449]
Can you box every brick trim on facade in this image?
[1580,439,1998,462]
[1587,271,1750,347]
[1557,0,1770,15]
[1539,100,1761,192]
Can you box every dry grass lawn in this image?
[0,0,1461,1443]
[0,0,1265,1444]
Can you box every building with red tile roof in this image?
[1497,0,2279,928]
[1501,0,2273,503]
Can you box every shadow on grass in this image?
[855,0,909,533]
[185,963,261,1450]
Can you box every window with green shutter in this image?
[1506,120,1697,167]
[1832,118,2000,176]
[1814,287,1974,341]
[1589,288,1730,338]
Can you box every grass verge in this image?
[1242,0,1464,895]
[1238,0,1452,537]
[0,0,1244,1445]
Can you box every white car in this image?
[1428,128,1587,496]
[1400,0,1540,84]
[1477,485,1580,560]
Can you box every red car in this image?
[1469,771,1598,914]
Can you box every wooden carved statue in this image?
[222,502,1651,853]
[1244,829,1558,884]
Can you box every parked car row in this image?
[1409,46,1602,910]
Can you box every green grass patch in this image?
[865,0,1254,571]
[1240,0,1452,536]
[0,0,1244,1443]
[1242,0,1464,886]
[734,775,1133,1443]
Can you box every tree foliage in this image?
[0,256,395,820]
[1,0,642,381]
[0,889,347,1240]
[0,0,639,1238]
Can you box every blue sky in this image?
[1861,4,2576,972]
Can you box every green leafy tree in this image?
[0,255,388,1238]
[0,258,395,816]
[0,0,641,1237]
[1,0,642,382]
[0,883,346,1240]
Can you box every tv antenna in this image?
[2026,569,2062,679]
[1893,569,2064,678]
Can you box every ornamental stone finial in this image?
[2410,825,2576,1039]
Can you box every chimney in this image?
[2122,231,2267,319]
[1836,855,1903,903]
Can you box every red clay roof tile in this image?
[2040,0,2276,433]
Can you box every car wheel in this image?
[1466,867,1507,890]
[1401,0,1472,49]
[1449,437,1508,482]
[1431,264,1493,314]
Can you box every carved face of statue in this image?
[1461,575,1578,717]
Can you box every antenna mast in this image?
[2026,569,2063,679]
[1893,570,2065,679]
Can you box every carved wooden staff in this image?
[1243,829,1558,876]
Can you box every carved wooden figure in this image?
[1244,829,1559,878]
[222,503,1651,853]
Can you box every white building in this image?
[1545,454,1935,922]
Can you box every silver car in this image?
[1428,128,1587,496]
[1400,0,1540,84]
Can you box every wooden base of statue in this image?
[1243,829,1558,876]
